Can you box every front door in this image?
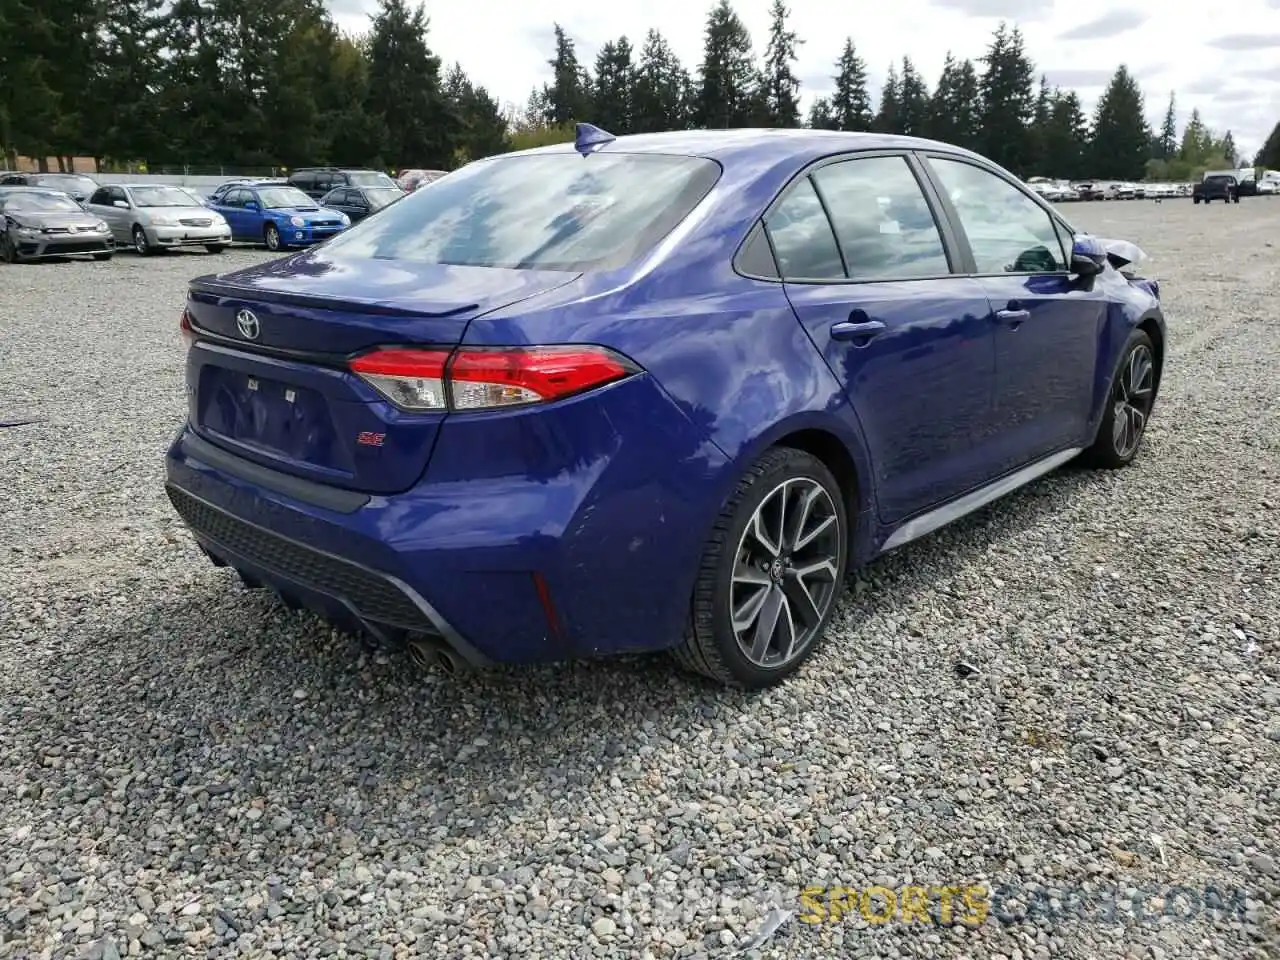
[922,156,1106,471]
[765,153,1001,524]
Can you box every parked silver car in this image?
[84,183,232,255]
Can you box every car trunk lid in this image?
[184,259,580,494]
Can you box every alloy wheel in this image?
[1112,343,1154,458]
[730,477,842,669]
[133,228,148,255]
[265,225,280,251]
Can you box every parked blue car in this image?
[208,182,350,251]
[165,125,1165,688]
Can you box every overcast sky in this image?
[326,0,1280,160]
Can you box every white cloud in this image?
[327,0,1280,159]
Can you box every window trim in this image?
[732,148,966,285]
[914,152,1078,278]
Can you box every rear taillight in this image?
[179,308,196,350]
[348,345,639,412]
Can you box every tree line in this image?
[2,0,1277,179]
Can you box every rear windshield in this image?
[319,152,722,272]
[347,171,397,187]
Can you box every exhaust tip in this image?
[407,637,465,676]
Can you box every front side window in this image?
[319,152,721,272]
[812,156,950,280]
[763,177,844,281]
[928,157,1068,274]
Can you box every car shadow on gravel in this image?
[7,464,1110,839]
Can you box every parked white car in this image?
[85,183,233,255]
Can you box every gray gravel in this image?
[1,203,1278,960]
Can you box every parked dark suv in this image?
[286,168,399,201]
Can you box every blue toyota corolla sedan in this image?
[165,125,1165,688]
[207,182,350,251]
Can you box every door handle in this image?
[996,309,1030,326]
[831,319,886,342]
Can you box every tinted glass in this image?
[89,188,110,205]
[319,153,721,272]
[813,157,949,280]
[258,187,315,208]
[348,171,397,188]
[223,189,246,208]
[365,188,402,209]
[763,177,844,280]
[131,185,198,207]
[6,193,82,212]
[929,158,1068,273]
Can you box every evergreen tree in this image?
[1257,121,1280,169]
[896,57,929,136]
[1028,74,1051,173]
[365,0,454,169]
[759,0,802,127]
[159,0,239,163]
[928,54,981,150]
[632,29,692,132]
[0,0,71,166]
[1156,93,1178,159]
[593,37,635,134]
[545,23,592,125]
[1219,130,1238,166]
[696,0,757,129]
[443,62,508,163]
[1178,108,1213,162]
[830,38,873,132]
[1088,64,1149,180]
[1040,88,1088,179]
[807,98,838,130]
[874,63,901,134]
[978,22,1036,174]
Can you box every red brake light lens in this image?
[348,345,639,412]
[179,308,196,350]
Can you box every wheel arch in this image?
[720,410,877,560]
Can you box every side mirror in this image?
[1069,237,1106,277]
[113,200,129,209]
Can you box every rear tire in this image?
[671,447,849,689]
[1081,329,1157,469]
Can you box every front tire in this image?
[1082,329,1157,469]
[0,234,19,263]
[264,223,282,251]
[672,447,849,689]
[132,226,152,256]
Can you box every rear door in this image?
[768,152,1002,524]
[919,154,1106,471]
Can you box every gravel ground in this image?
[1,201,1278,960]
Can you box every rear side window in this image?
[763,178,844,281]
[812,157,950,280]
[319,153,721,272]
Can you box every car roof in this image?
[502,128,987,167]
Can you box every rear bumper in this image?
[163,376,730,665]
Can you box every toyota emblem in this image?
[235,309,260,340]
